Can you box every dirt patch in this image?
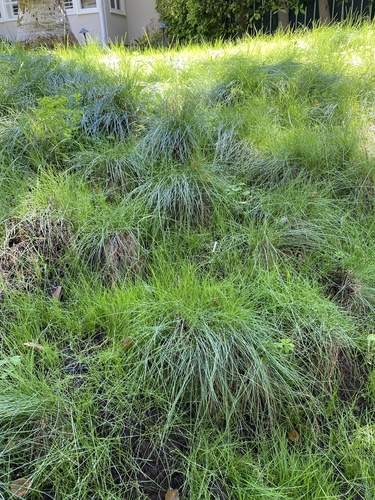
[293,329,367,405]
[124,431,186,499]
[325,268,365,313]
[0,212,74,294]
[95,403,188,499]
[337,350,368,405]
[120,415,187,499]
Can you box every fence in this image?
[251,0,375,32]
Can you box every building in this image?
[0,0,158,44]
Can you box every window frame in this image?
[109,0,126,16]
[78,0,98,12]
[3,0,18,20]
[62,1,99,15]
[63,0,74,11]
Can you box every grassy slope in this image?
[1,22,375,499]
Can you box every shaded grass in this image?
[1,22,375,499]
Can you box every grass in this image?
[1,21,375,498]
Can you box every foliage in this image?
[156,0,308,40]
[33,94,82,141]
[1,23,375,499]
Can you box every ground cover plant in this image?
[1,22,375,498]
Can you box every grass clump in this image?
[120,266,308,427]
[68,139,144,193]
[1,22,375,499]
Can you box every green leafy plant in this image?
[33,94,82,141]
[274,338,295,354]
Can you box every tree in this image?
[318,0,331,23]
[156,0,254,41]
[278,0,290,30]
[17,0,78,47]
[156,0,335,41]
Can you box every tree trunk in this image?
[278,1,290,30]
[318,0,331,23]
[17,0,78,47]
[234,0,247,36]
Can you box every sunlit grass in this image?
[0,21,375,499]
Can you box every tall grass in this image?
[1,22,375,498]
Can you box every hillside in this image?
[1,23,375,499]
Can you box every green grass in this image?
[1,21,375,498]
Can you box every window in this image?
[64,0,98,13]
[80,0,97,8]
[4,1,18,19]
[110,0,125,14]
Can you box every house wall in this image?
[68,12,102,43]
[0,19,16,40]
[104,0,158,44]
[124,0,158,42]
[104,1,128,43]
[0,0,158,44]
[0,0,17,40]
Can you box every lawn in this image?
[1,21,375,499]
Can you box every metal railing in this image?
[250,0,374,33]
